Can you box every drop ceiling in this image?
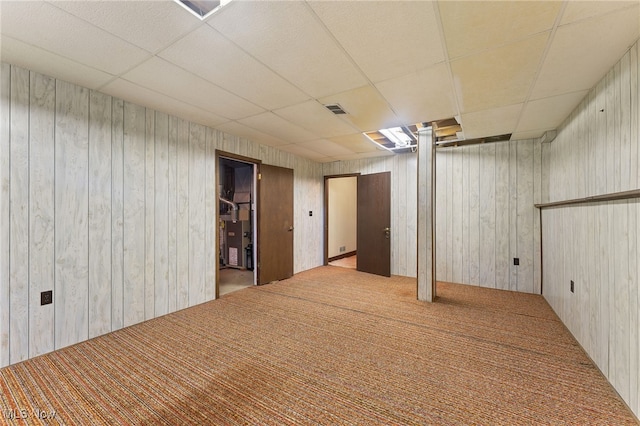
[1,1,638,162]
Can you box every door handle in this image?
[384,227,390,239]
[288,226,294,232]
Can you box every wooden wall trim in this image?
[535,189,640,209]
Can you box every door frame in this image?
[215,150,260,298]
[323,173,360,265]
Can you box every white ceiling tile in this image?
[159,25,310,110]
[274,100,357,138]
[451,33,549,113]
[101,78,228,128]
[517,90,589,133]
[561,1,638,26]
[1,1,150,75]
[278,144,331,162]
[121,57,264,120]
[208,1,367,98]
[0,35,114,89]
[531,5,640,100]
[460,103,523,139]
[511,130,546,141]
[309,1,444,82]
[376,63,457,124]
[439,1,561,59]
[238,112,318,144]
[329,133,382,154]
[215,121,288,147]
[49,1,202,53]
[334,151,394,162]
[298,139,354,157]
[318,85,403,132]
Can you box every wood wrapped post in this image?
[417,127,436,302]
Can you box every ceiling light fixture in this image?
[174,0,231,20]
[363,125,419,154]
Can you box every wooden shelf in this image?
[535,189,640,209]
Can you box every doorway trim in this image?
[323,173,360,266]
[215,150,261,298]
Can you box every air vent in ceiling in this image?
[324,104,347,115]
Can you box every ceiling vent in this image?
[324,104,347,115]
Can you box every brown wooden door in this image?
[258,164,294,285]
[357,172,391,277]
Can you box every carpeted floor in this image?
[0,266,637,425]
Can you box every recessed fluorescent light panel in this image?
[363,125,422,154]
[174,0,231,20]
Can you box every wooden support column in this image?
[417,127,436,301]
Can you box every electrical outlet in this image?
[340,246,346,253]
[570,280,574,293]
[309,211,313,216]
[513,258,519,266]
[41,290,53,306]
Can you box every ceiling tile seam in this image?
[302,1,412,131]
[202,22,315,109]
[44,0,206,57]
[135,56,269,118]
[559,3,640,29]
[511,1,568,138]
[433,1,462,124]
[107,74,237,122]
[233,116,314,145]
[0,34,120,90]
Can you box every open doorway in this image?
[325,172,391,276]
[218,155,257,296]
[325,174,358,269]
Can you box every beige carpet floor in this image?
[0,266,637,425]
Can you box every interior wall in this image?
[323,154,418,278]
[435,139,542,293]
[0,63,324,367]
[541,41,639,418]
[327,176,357,259]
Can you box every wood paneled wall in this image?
[435,140,542,293]
[0,64,324,367]
[542,41,639,418]
[323,154,418,278]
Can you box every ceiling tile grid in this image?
[1,0,638,161]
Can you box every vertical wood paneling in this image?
[435,149,447,280]
[29,72,55,357]
[516,141,534,293]
[613,201,630,401]
[508,141,518,291]
[205,128,217,300]
[154,112,170,316]
[88,91,112,339]
[495,143,510,290]
[167,116,178,313]
[188,123,206,305]
[461,147,470,284]
[631,43,639,190]
[111,99,124,331]
[452,149,463,284]
[628,199,638,413]
[55,80,89,350]
[123,103,146,327]
[479,144,496,287]
[542,41,640,419]
[405,155,418,277]
[0,63,11,367]
[620,52,631,190]
[9,67,29,362]
[468,146,480,286]
[176,118,190,310]
[2,63,332,368]
[145,109,155,320]
[445,150,453,282]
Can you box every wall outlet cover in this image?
[41,290,53,306]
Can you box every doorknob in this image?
[288,226,294,231]
[384,227,390,239]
